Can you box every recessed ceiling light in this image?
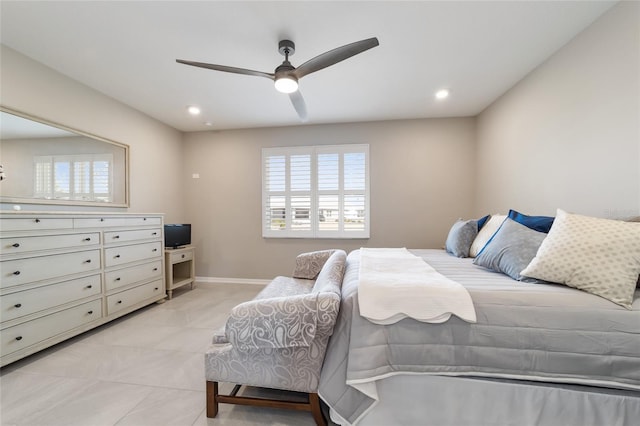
[187,105,201,115]
[435,89,450,100]
[204,121,213,127]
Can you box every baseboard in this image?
[196,276,270,286]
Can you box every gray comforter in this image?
[318,249,640,424]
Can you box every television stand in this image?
[164,246,195,299]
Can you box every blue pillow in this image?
[476,214,490,231]
[508,209,554,233]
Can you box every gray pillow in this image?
[473,218,547,281]
[445,219,478,258]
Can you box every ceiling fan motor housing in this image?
[278,40,295,57]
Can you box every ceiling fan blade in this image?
[293,37,379,79]
[289,90,308,122]
[176,59,274,80]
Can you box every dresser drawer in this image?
[0,232,100,255]
[104,242,162,267]
[1,275,101,323]
[1,299,102,356]
[1,250,101,289]
[104,228,162,245]
[125,217,162,227]
[74,216,162,228]
[106,279,164,315]
[105,260,162,291]
[0,217,73,232]
[169,249,193,263]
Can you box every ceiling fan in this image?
[176,37,379,121]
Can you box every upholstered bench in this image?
[205,249,346,426]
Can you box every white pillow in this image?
[521,209,640,308]
[469,214,506,257]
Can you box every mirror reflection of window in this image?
[33,154,113,202]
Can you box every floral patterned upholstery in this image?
[205,250,346,394]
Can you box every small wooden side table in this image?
[164,246,195,299]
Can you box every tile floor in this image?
[0,283,331,426]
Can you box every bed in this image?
[318,248,640,426]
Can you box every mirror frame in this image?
[0,106,130,208]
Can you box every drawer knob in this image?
[152,232,157,236]
[13,271,21,276]
[117,300,123,304]
[35,218,41,223]
[153,268,158,271]
[181,254,185,258]
[85,259,92,264]
[115,277,121,281]
[14,303,22,308]
[88,310,94,315]
[113,235,120,239]
[115,255,121,258]
[12,243,20,248]
[86,285,93,289]
[143,218,147,221]
[100,218,105,222]
[83,237,91,242]
[152,248,158,252]
[15,336,23,341]
[154,287,159,291]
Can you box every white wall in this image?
[183,118,476,279]
[0,45,185,222]
[475,1,640,219]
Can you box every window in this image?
[262,144,369,238]
[33,154,113,202]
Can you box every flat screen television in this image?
[164,224,191,249]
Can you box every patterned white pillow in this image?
[521,209,640,308]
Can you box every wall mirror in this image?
[0,106,129,207]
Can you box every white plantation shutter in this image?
[263,144,369,238]
[343,151,367,233]
[34,157,53,198]
[290,154,312,233]
[74,160,91,199]
[92,159,111,202]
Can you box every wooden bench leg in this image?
[207,382,325,425]
[206,381,219,418]
[309,393,327,426]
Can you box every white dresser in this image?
[0,212,166,366]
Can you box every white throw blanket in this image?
[358,248,476,324]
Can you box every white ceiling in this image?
[0,1,615,132]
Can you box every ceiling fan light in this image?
[274,76,298,94]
